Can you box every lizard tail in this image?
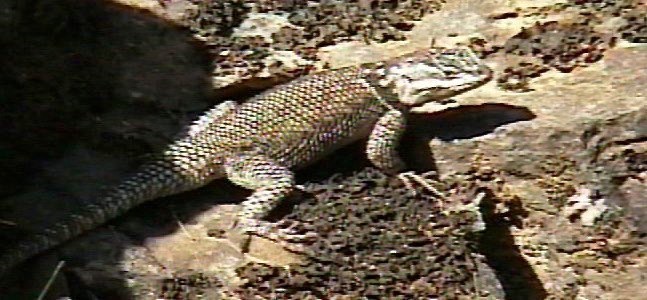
[0,157,196,277]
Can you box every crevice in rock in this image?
[613,136,647,146]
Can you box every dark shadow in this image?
[407,104,536,141]
[297,142,372,182]
[0,0,218,299]
[477,189,548,300]
[398,104,536,172]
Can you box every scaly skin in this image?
[0,47,492,277]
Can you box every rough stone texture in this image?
[0,0,645,299]
[165,0,447,95]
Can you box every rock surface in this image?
[0,0,644,299]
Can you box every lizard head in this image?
[372,47,492,106]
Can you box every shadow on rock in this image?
[478,189,548,300]
[400,103,536,172]
[0,0,218,298]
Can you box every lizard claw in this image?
[231,218,318,256]
[234,218,318,249]
[397,171,446,199]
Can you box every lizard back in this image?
[204,67,391,169]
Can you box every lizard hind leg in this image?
[224,149,295,222]
[223,149,315,252]
[181,101,238,139]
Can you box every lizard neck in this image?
[360,66,409,111]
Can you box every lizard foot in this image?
[233,218,318,255]
[240,219,318,243]
[397,171,446,199]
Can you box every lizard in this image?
[0,47,492,278]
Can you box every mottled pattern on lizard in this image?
[0,47,492,277]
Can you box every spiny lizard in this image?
[0,47,492,277]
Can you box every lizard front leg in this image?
[367,109,445,198]
[223,149,315,252]
[366,109,407,173]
